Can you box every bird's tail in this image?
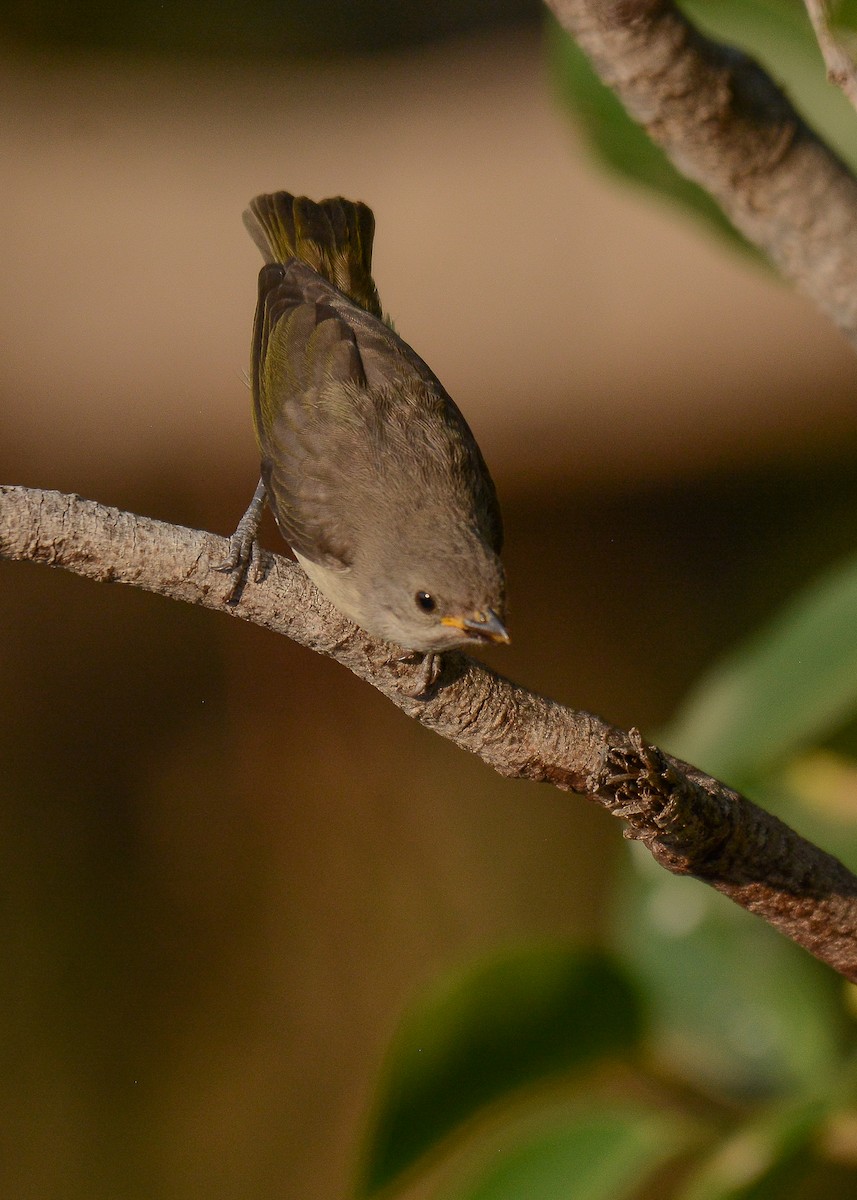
[243,191,382,318]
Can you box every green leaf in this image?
[357,946,643,1197]
[764,751,857,871]
[677,1092,830,1200]
[447,1106,694,1200]
[612,845,844,1099]
[546,17,756,257]
[662,552,857,787]
[831,0,857,32]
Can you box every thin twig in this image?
[805,0,857,113]
[3,484,857,981]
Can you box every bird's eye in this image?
[415,591,436,613]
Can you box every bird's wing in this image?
[252,262,370,570]
[319,282,504,556]
[252,260,504,566]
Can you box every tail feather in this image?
[243,191,382,318]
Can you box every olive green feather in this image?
[243,191,382,318]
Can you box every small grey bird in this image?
[223,191,508,691]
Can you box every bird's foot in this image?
[399,651,443,699]
[217,478,268,604]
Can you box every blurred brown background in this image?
[4,5,857,1197]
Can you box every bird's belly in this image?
[293,551,366,626]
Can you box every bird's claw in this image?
[217,478,268,604]
[217,531,266,604]
[399,651,443,699]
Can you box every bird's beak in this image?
[441,609,510,645]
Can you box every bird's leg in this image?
[218,477,268,602]
[400,650,444,699]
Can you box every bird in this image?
[222,190,509,694]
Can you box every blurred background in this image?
[4,2,857,1197]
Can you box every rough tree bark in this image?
[3,485,857,982]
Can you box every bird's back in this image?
[245,191,504,576]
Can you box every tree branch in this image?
[4,484,857,980]
[545,0,857,348]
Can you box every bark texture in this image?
[3,484,857,981]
